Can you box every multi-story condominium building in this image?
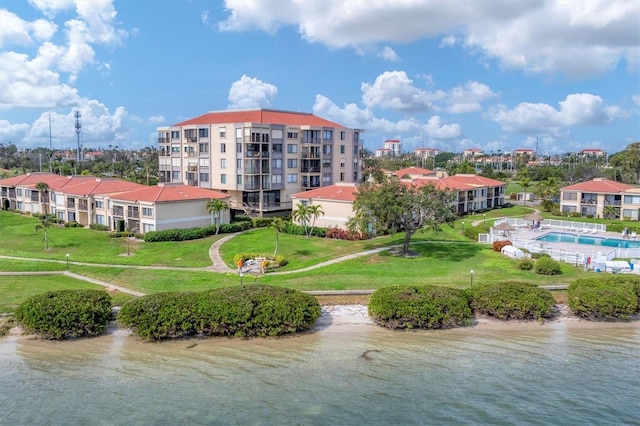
[157,109,363,217]
[560,178,640,220]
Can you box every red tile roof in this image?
[444,174,505,188]
[62,178,147,196]
[561,178,636,193]
[175,109,347,128]
[110,183,229,203]
[291,183,358,202]
[0,172,95,190]
[392,166,434,177]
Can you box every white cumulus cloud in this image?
[228,75,278,109]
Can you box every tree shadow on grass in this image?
[408,241,485,263]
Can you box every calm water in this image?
[1,320,639,425]
[537,232,640,249]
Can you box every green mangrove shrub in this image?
[466,281,555,320]
[535,256,562,275]
[368,285,472,330]
[15,289,113,340]
[117,285,321,340]
[568,278,639,320]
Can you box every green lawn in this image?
[0,208,597,313]
[0,274,104,313]
[0,211,217,267]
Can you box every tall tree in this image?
[35,216,54,250]
[206,199,229,235]
[306,204,324,237]
[268,217,287,256]
[292,203,311,237]
[608,142,640,184]
[35,182,50,216]
[534,177,560,212]
[349,177,457,255]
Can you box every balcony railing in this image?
[580,199,597,204]
[301,182,321,188]
[66,200,76,209]
[301,167,321,173]
[113,206,124,216]
[185,136,197,143]
[301,153,320,159]
[78,200,88,211]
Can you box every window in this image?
[171,171,180,180]
[624,195,640,205]
[184,129,196,139]
[17,201,23,210]
[236,159,242,169]
[171,131,180,139]
[287,144,298,154]
[95,214,105,225]
[220,143,226,153]
[221,174,226,184]
[171,146,180,153]
[199,173,209,182]
[143,223,155,233]
[323,173,331,183]
[271,174,282,184]
[236,143,242,153]
[127,206,140,218]
[272,159,282,169]
[340,160,345,168]
[339,172,345,181]
[287,159,298,168]
[272,143,283,153]
[562,205,577,213]
[95,200,104,209]
[221,158,227,168]
[198,128,208,138]
[353,145,358,155]
[340,131,346,140]
[199,143,208,153]
[323,145,332,155]
[354,132,359,141]
[340,145,345,154]
[219,127,226,138]
[563,192,578,201]
[287,131,298,139]
[142,207,154,217]
[287,174,298,183]
[17,188,22,196]
[237,175,242,185]
[323,130,333,140]
[57,211,65,220]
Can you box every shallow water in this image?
[1,319,639,425]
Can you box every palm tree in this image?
[307,204,325,237]
[207,199,229,235]
[292,203,311,236]
[35,182,50,216]
[268,217,287,257]
[35,216,54,250]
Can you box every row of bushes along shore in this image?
[11,275,640,340]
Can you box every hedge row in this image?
[368,286,473,329]
[117,285,321,340]
[568,276,640,320]
[467,281,555,320]
[143,222,252,242]
[15,289,113,340]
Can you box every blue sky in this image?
[1,0,638,156]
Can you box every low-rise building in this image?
[560,178,640,219]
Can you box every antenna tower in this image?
[74,110,82,163]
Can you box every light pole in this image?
[66,253,69,271]
[470,269,474,287]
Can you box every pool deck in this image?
[504,226,640,260]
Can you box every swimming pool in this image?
[537,232,640,249]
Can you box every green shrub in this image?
[530,252,550,260]
[606,223,640,234]
[368,285,472,330]
[568,278,638,320]
[15,289,113,340]
[251,217,273,228]
[466,281,554,320]
[535,256,562,275]
[90,223,110,231]
[233,214,252,223]
[517,258,534,270]
[117,285,321,340]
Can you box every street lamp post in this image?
[470,269,474,287]
[66,253,69,271]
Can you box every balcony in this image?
[301,152,320,159]
[301,167,321,173]
[187,180,198,187]
[301,182,321,189]
[113,206,124,216]
[158,137,170,144]
[188,165,198,172]
[302,137,321,144]
[78,200,89,211]
[66,199,76,209]
[580,198,597,205]
[185,136,197,143]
